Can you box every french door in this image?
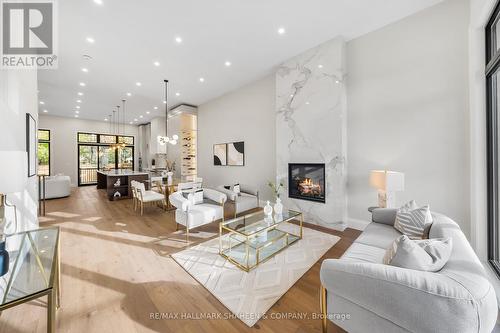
[78,145,135,186]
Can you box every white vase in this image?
[166,172,173,186]
[274,197,283,215]
[264,201,273,216]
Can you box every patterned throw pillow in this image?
[394,204,433,239]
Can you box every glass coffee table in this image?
[219,209,303,272]
[0,227,60,333]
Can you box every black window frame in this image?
[38,129,51,176]
[77,132,135,186]
[486,1,500,277]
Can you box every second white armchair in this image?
[169,188,227,242]
[216,184,259,217]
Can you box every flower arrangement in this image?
[268,181,284,199]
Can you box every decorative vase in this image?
[274,197,283,215]
[166,172,173,185]
[264,201,273,216]
[0,240,9,277]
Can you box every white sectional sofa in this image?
[42,175,71,199]
[320,208,498,333]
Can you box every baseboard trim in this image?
[347,218,370,231]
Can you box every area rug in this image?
[171,225,340,327]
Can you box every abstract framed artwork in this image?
[213,143,227,166]
[26,113,37,177]
[227,141,245,166]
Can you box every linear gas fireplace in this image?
[288,163,326,203]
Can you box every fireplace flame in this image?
[298,178,322,195]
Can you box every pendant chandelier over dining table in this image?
[109,99,127,150]
[157,79,178,146]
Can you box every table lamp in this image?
[0,151,27,277]
[370,170,404,208]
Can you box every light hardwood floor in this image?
[0,186,360,333]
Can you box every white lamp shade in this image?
[370,170,404,192]
[0,151,27,194]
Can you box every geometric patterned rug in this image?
[171,226,340,326]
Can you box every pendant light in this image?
[121,99,126,147]
[157,79,178,146]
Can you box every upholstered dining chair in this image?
[133,181,166,215]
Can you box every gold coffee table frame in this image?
[219,210,303,272]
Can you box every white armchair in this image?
[169,188,227,242]
[216,184,259,217]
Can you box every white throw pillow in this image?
[399,200,419,212]
[383,235,452,272]
[394,203,433,239]
[193,189,203,205]
[233,183,241,196]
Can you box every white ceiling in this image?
[38,0,442,124]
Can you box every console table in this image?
[97,170,149,200]
[0,227,60,333]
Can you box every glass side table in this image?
[0,227,60,333]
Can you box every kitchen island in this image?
[97,170,149,200]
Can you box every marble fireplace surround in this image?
[276,37,347,230]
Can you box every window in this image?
[486,2,500,276]
[77,132,135,186]
[38,129,50,176]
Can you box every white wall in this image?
[38,115,139,186]
[0,70,39,232]
[198,74,276,201]
[346,0,471,235]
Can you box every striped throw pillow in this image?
[394,205,433,239]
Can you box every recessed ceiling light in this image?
[134,118,138,121]
[153,106,158,110]
[75,111,80,114]
[76,99,82,103]
[278,27,286,35]
[136,82,142,87]
[305,101,310,105]
[146,111,150,114]
[139,115,143,118]
[175,36,182,44]
[104,118,108,121]
[199,77,205,83]
[78,92,83,96]
[39,101,45,105]
[225,61,232,67]
[86,37,95,44]
[153,61,160,67]
[129,121,133,124]
[43,110,48,113]
[290,94,294,98]
[79,82,86,87]
[175,92,180,96]
[75,115,79,118]
[76,105,80,109]
[126,92,132,97]
[335,80,340,84]
[81,68,88,73]
[318,64,323,69]
[94,0,103,5]
[163,100,167,104]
